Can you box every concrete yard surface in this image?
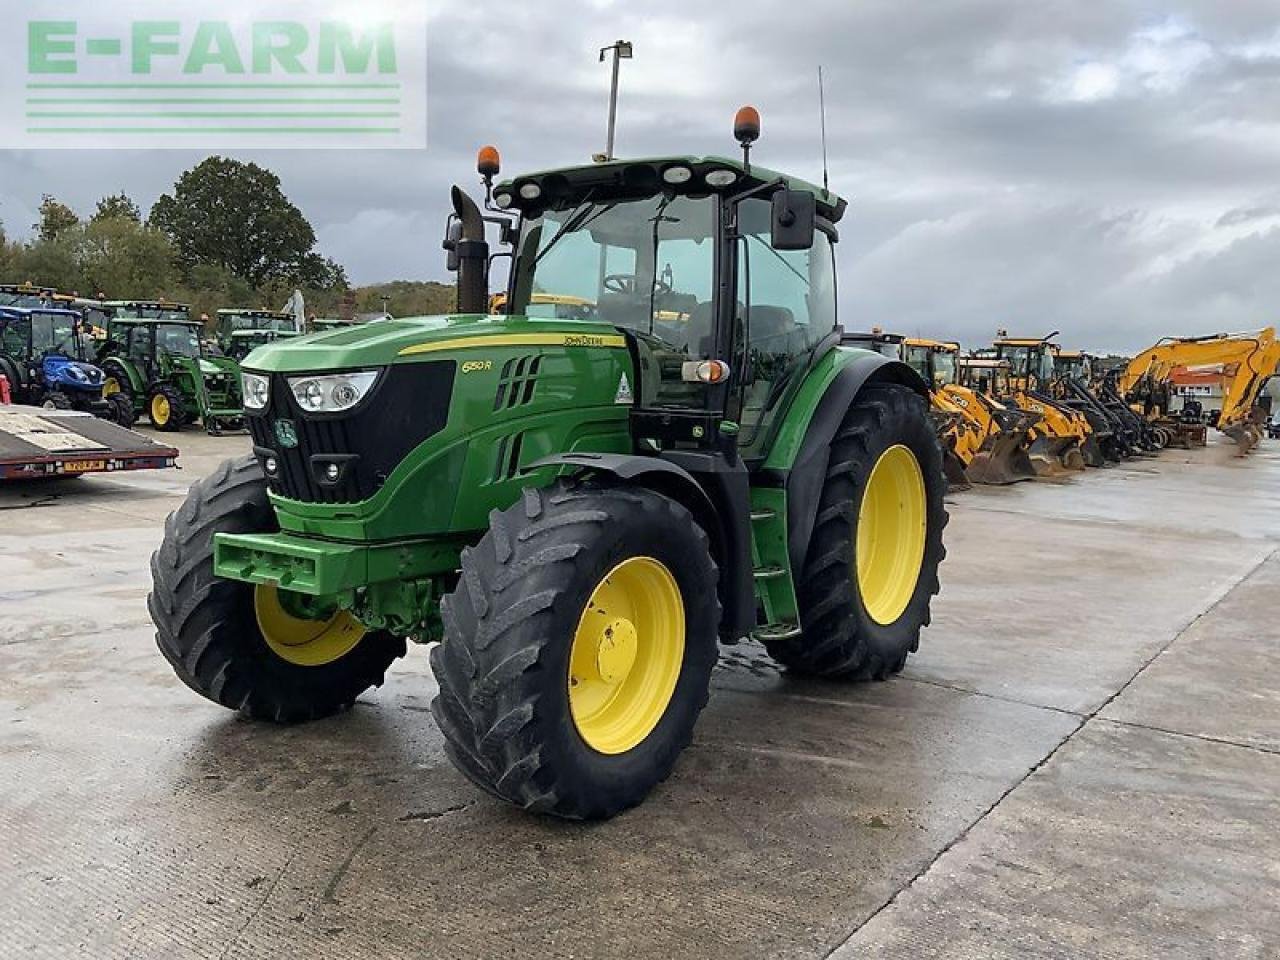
[2,430,1278,959]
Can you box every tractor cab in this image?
[902,338,960,389]
[0,282,57,309]
[993,335,1058,392]
[216,309,299,361]
[959,356,1017,398]
[477,148,842,459]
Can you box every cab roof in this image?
[495,155,847,223]
[904,337,960,351]
[111,317,201,327]
[0,305,83,322]
[994,337,1051,347]
[217,308,290,318]
[960,357,1013,369]
[106,300,190,310]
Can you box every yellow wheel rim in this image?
[253,584,366,667]
[856,444,928,625]
[151,393,171,425]
[568,556,685,755]
[102,378,120,398]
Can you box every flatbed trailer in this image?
[0,404,178,481]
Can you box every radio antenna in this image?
[818,65,830,196]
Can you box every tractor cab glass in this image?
[511,193,717,408]
[31,312,79,358]
[735,196,836,450]
[934,350,957,386]
[115,305,190,323]
[156,324,202,358]
[512,193,714,348]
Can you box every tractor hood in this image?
[241,314,630,373]
[43,356,105,389]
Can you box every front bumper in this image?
[213,531,463,596]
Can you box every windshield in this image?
[156,323,201,358]
[117,306,190,322]
[903,345,931,382]
[512,194,716,351]
[226,313,289,332]
[32,313,78,356]
[934,350,957,385]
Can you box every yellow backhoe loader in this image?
[1119,327,1280,453]
[901,338,1039,485]
[991,334,1104,469]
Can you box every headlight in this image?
[68,366,87,381]
[704,168,739,187]
[242,371,270,410]
[287,370,379,413]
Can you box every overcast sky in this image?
[2,1,1279,352]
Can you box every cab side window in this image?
[736,196,837,452]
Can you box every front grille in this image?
[247,361,455,503]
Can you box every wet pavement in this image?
[2,430,1277,959]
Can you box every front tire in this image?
[106,392,136,428]
[765,383,947,679]
[431,482,721,819]
[148,455,405,722]
[40,391,72,410]
[148,384,186,431]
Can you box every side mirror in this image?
[443,219,463,272]
[771,189,816,251]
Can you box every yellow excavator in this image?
[900,338,1039,485]
[1119,327,1280,453]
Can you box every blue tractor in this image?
[0,306,134,425]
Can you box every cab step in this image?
[752,565,786,581]
[749,508,776,521]
[752,621,801,642]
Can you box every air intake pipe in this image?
[451,186,489,314]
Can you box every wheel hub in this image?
[592,616,638,684]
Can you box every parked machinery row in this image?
[849,327,1276,488]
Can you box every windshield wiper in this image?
[532,193,616,268]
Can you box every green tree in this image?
[35,195,79,243]
[91,192,142,224]
[150,157,321,287]
[78,217,176,298]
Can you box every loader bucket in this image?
[942,447,973,490]
[1028,435,1085,475]
[966,429,1038,485]
[1080,433,1108,468]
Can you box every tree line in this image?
[0,157,455,323]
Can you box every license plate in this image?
[64,459,106,473]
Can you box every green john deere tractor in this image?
[98,302,243,433]
[150,110,947,819]
[216,308,300,361]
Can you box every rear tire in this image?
[765,383,947,679]
[430,482,720,819]
[149,455,405,723]
[107,392,136,427]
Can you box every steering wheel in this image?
[603,274,673,297]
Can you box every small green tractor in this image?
[98,301,243,433]
[215,308,300,362]
[150,110,948,819]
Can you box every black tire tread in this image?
[149,455,405,723]
[431,482,720,820]
[764,383,948,680]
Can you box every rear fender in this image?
[765,353,928,575]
